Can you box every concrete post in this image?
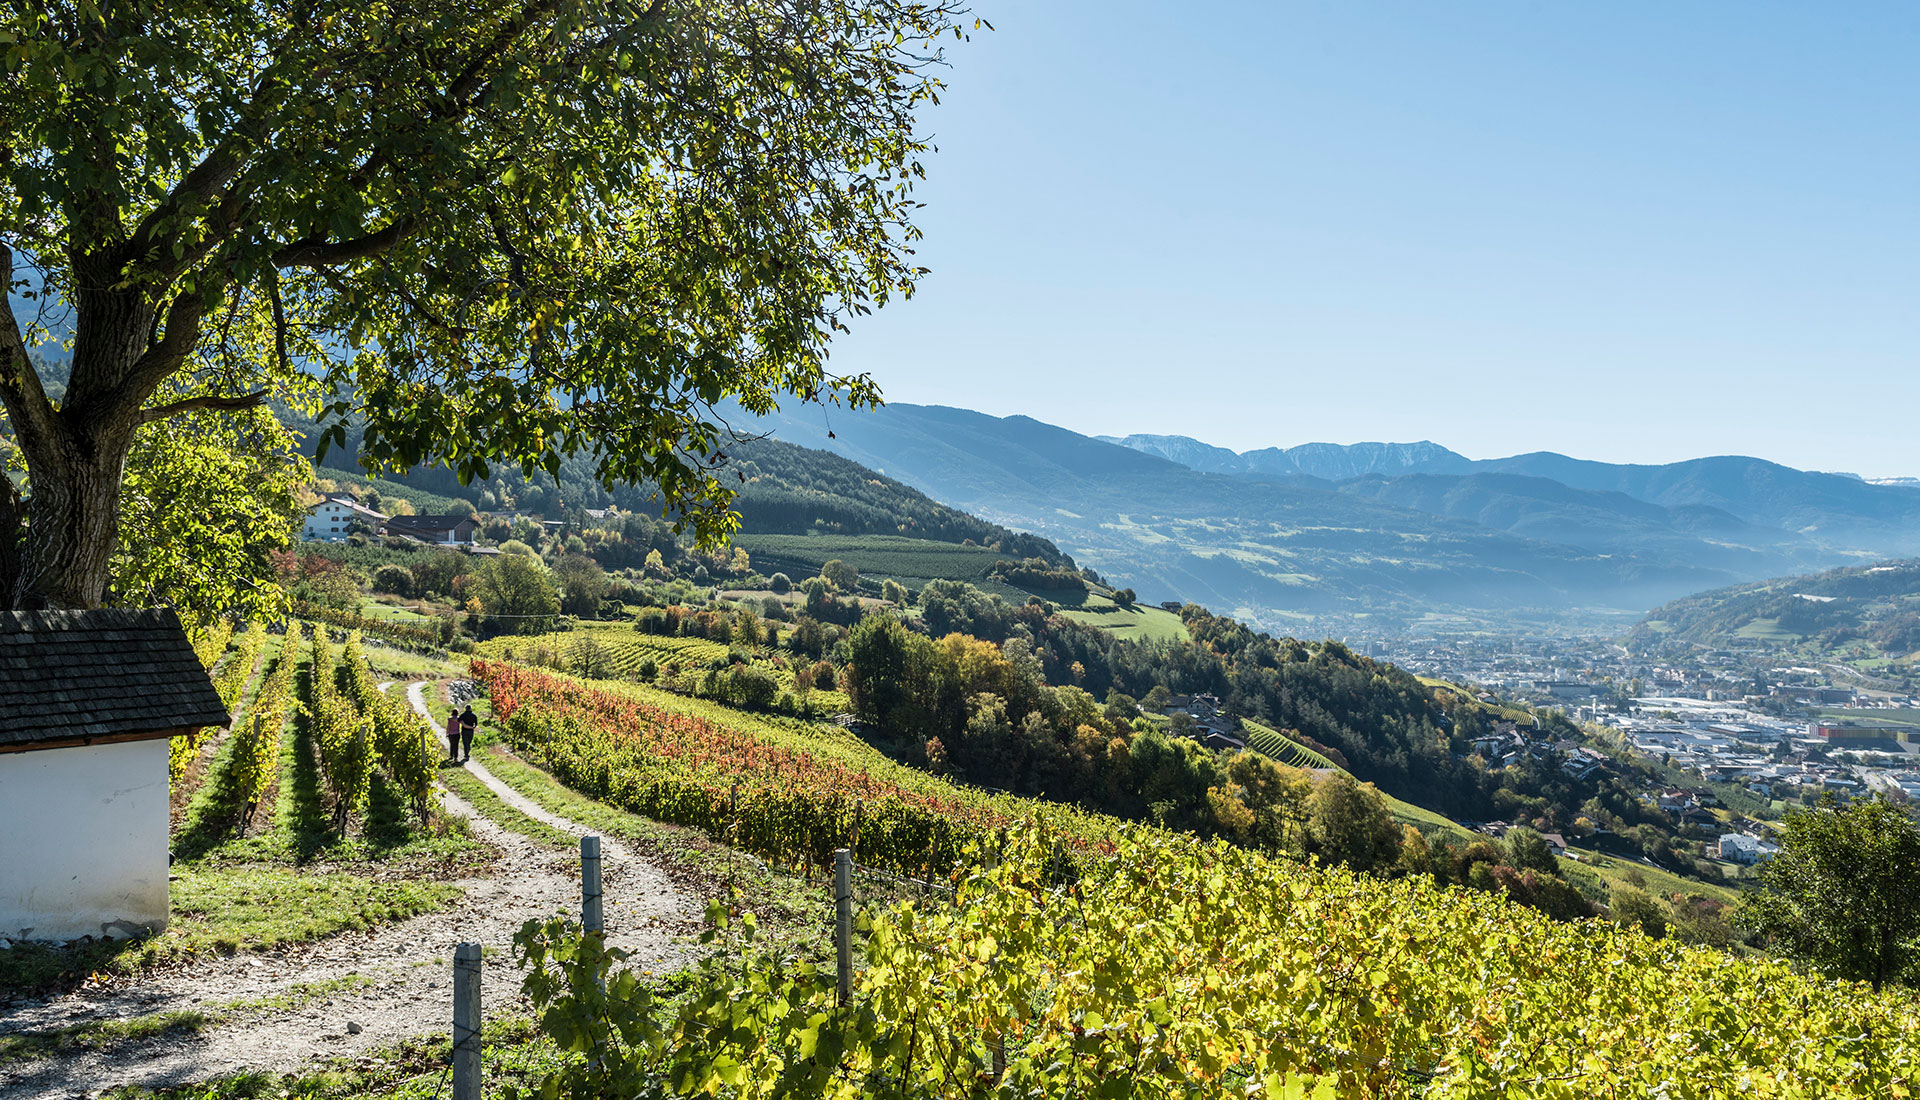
[581,836,603,935]
[453,942,482,1100]
[834,847,853,1005]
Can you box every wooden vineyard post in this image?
[453,942,482,1100]
[852,798,864,859]
[834,847,853,1005]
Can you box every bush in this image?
[769,572,792,594]
[371,564,414,596]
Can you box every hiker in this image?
[445,709,461,761]
[458,704,478,763]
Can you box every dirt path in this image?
[0,681,698,1099]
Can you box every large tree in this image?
[1,0,972,609]
[1743,798,1920,992]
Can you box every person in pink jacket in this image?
[445,710,461,762]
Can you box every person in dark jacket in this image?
[458,704,478,763]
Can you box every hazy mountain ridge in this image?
[739,403,1786,630]
[742,402,1920,632]
[1101,433,1472,479]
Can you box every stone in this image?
[347,1020,364,1035]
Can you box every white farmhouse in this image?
[303,492,389,542]
[0,609,230,942]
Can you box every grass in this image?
[360,642,470,681]
[434,759,577,850]
[358,598,432,623]
[1564,844,1742,906]
[0,867,461,995]
[1053,589,1188,642]
[0,974,373,1066]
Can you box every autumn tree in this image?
[1,0,976,609]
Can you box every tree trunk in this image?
[12,411,139,610]
[8,283,154,610]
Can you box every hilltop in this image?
[1632,559,1920,679]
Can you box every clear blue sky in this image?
[820,2,1920,475]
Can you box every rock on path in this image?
[0,680,698,1099]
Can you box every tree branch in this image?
[272,220,416,268]
[0,241,61,450]
[139,389,271,424]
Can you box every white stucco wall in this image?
[0,738,171,942]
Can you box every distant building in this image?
[303,493,388,542]
[1717,833,1775,864]
[385,514,478,546]
[1,610,231,942]
[1809,723,1908,745]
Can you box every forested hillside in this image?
[1634,559,1920,663]
[282,401,1068,563]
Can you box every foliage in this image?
[989,556,1088,592]
[110,405,307,623]
[474,554,560,633]
[517,825,1920,1099]
[552,553,609,618]
[1743,798,1920,991]
[2,0,982,607]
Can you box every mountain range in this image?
[736,403,1920,635]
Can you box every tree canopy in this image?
[1743,798,1920,991]
[1,0,975,609]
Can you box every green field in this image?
[356,598,431,622]
[1052,588,1188,642]
[1564,845,1742,906]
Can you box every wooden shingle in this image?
[0,609,230,752]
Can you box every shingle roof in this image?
[385,514,473,535]
[0,608,231,750]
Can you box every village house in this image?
[0,610,230,942]
[1161,693,1243,749]
[302,492,388,542]
[384,513,478,546]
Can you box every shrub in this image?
[371,564,414,596]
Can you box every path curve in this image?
[0,680,697,1098]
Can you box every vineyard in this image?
[522,823,1919,1099]
[478,624,853,714]
[171,622,457,858]
[480,627,734,678]
[1244,717,1342,772]
[475,660,1121,877]
[170,622,257,790]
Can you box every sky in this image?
[819,2,1920,476]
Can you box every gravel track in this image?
[0,681,698,1099]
